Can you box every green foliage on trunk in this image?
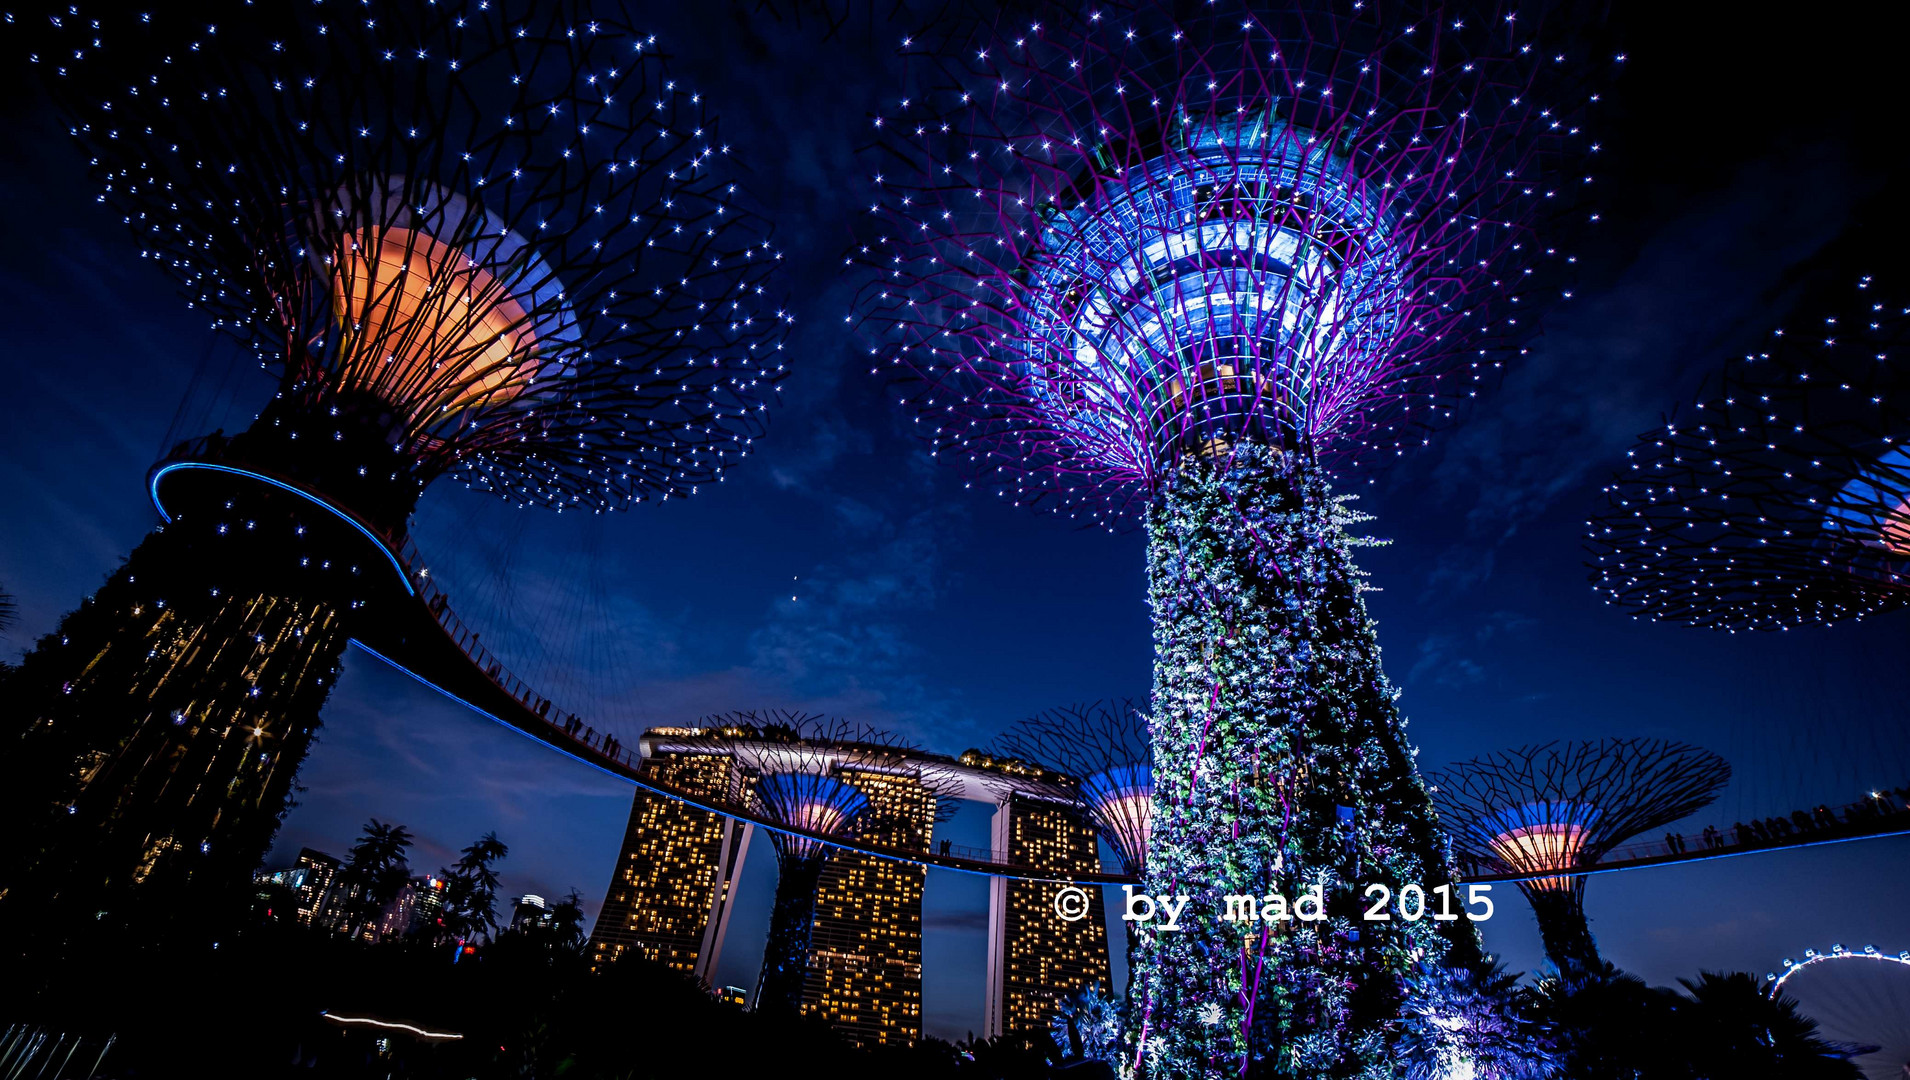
[1136,440,1476,1078]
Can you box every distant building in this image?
[717,986,749,1009]
[510,894,553,932]
[292,848,343,927]
[802,767,937,1048]
[586,752,753,983]
[255,849,443,944]
[379,875,448,941]
[254,847,346,929]
[983,794,1112,1043]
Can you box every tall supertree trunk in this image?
[1134,440,1476,1079]
[756,853,827,1016]
[0,525,350,956]
[1526,882,1600,974]
[0,409,412,961]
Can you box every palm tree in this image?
[1529,960,1689,1079]
[1678,971,1864,1078]
[339,818,412,939]
[435,831,509,946]
[505,888,587,958]
[545,888,586,953]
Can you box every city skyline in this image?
[4,0,1910,1054]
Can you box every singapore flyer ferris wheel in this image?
[1770,944,1910,1080]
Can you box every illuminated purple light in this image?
[857,1,1599,520]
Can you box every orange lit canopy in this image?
[317,183,575,429]
[1487,823,1593,894]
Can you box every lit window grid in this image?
[1000,796,1111,1041]
[801,769,935,1047]
[587,753,736,974]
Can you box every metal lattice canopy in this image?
[673,710,963,860]
[986,699,1152,874]
[45,0,789,511]
[1427,739,1731,876]
[1588,280,1910,630]
[853,0,1602,524]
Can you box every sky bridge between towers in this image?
[150,439,1910,889]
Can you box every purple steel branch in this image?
[855,0,1599,522]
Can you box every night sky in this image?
[3,0,1908,1046]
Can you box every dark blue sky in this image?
[3,0,1908,1044]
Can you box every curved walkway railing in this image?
[1462,787,1910,885]
[389,540,1910,887]
[382,549,1910,887]
[152,436,1910,886]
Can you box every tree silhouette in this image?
[339,818,412,939]
[1678,972,1864,1078]
[1529,963,1863,1079]
[434,831,509,945]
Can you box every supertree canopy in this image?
[666,712,959,1019]
[988,699,1151,1017]
[1427,740,1730,971]
[60,2,786,520]
[857,0,1594,521]
[1587,280,1910,631]
[0,1,786,953]
[991,699,1154,878]
[854,2,1600,1073]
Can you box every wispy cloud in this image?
[1410,146,1871,596]
[1406,634,1487,689]
[1403,611,1537,689]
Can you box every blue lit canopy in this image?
[1019,113,1404,474]
[856,0,1604,521]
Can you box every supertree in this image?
[1427,740,1731,972]
[1,1,787,947]
[852,1,1601,1072]
[663,712,960,1018]
[992,700,1152,879]
[1587,280,1910,631]
[988,700,1150,1031]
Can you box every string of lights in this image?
[1587,279,1910,631]
[852,1,1604,1071]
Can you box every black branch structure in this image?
[1428,739,1731,972]
[986,699,1153,879]
[1587,279,1910,631]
